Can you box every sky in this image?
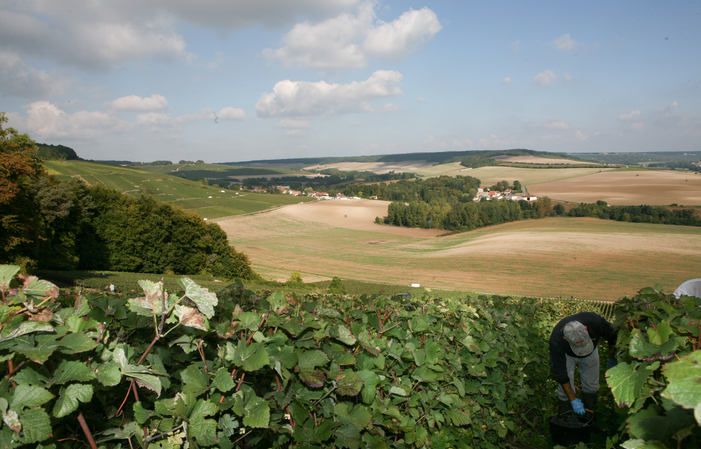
[1,0,700,163]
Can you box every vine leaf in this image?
[174,305,207,331]
[606,362,638,407]
[18,407,51,444]
[10,383,54,410]
[113,348,162,396]
[46,360,96,387]
[22,277,59,301]
[337,371,364,396]
[647,321,673,346]
[629,329,679,361]
[96,362,121,386]
[0,265,20,292]
[181,365,209,397]
[232,387,270,428]
[52,384,93,418]
[226,341,270,372]
[661,350,701,411]
[179,277,217,319]
[0,322,54,344]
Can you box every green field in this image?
[143,162,300,179]
[44,160,307,219]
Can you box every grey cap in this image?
[563,321,594,356]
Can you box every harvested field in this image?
[528,170,701,206]
[493,155,595,165]
[462,166,615,186]
[304,161,435,174]
[215,200,701,301]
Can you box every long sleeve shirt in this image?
[549,312,617,385]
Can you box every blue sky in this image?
[1,0,699,162]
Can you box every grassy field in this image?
[217,202,701,301]
[44,160,307,219]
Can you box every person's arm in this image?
[561,382,577,401]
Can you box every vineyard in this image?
[0,265,699,448]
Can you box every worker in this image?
[549,312,617,417]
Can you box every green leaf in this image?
[228,341,270,372]
[8,333,60,363]
[52,383,93,418]
[211,368,235,393]
[337,371,364,396]
[356,370,379,404]
[65,315,100,334]
[298,369,325,388]
[232,312,260,331]
[47,360,96,386]
[0,265,20,292]
[22,277,58,300]
[189,399,220,445]
[96,362,121,386]
[3,408,21,433]
[297,349,330,370]
[133,402,152,424]
[232,387,270,428]
[267,291,288,314]
[178,277,218,319]
[19,408,52,444]
[647,321,674,346]
[389,386,407,396]
[629,329,679,361]
[114,348,162,396]
[334,325,357,345]
[607,362,639,408]
[0,322,55,344]
[11,383,54,409]
[181,365,209,397]
[661,350,701,409]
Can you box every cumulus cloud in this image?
[24,101,132,140]
[533,70,557,85]
[256,70,403,118]
[218,107,247,120]
[549,33,579,51]
[285,129,308,137]
[510,41,522,53]
[424,135,447,147]
[526,119,569,130]
[500,77,512,85]
[619,110,641,121]
[452,138,474,147]
[263,2,441,69]
[109,94,169,111]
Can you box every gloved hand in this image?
[571,398,586,415]
[607,358,618,369]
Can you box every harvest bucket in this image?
[548,411,595,446]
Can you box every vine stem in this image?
[77,412,98,449]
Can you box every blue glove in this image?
[607,358,618,369]
[571,398,586,415]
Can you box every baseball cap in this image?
[563,321,594,356]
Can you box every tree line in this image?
[0,112,256,278]
[566,201,701,226]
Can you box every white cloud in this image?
[256,70,403,118]
[24,101,132,140]
[263,2,440,69]
[424,135,447,147]
[277,119,311,128]
[526,119,569,130]
[452,138,474,147]
[562,73,574,83]
[1,1,361,71]
[285,129,308,137]
[362,7,442,60]
[208,51,224,69]
[218,107,247,120]
[109,94,169,111]
[619,110,641,121]
[477,134,518,148]
[510,40,522,53]
[0,50,61,99]
[533,70,557,85]
[631,123,644,131]
[500,77,512,85]
[574,130,589,141]
[549,33,579,51]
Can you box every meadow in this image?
[215,200,701,301]
[44,160,307,219]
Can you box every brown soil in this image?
[494,156,594,165]
[304,161,436,174]
[528,170,701,205]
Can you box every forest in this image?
[0,113,255,279]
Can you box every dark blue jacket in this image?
[549,312,617,385]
